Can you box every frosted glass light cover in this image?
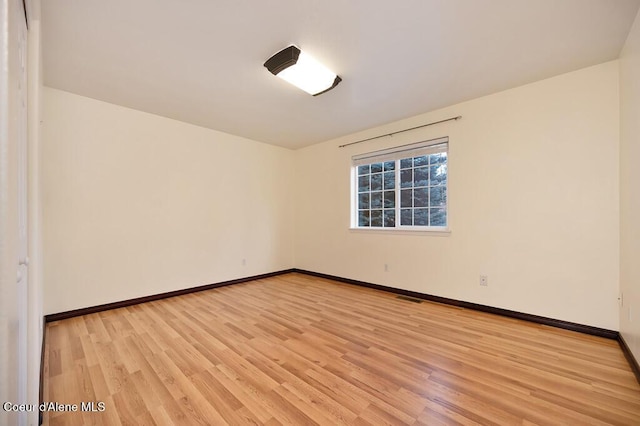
[277,51,338,95]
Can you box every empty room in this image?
[2,0,640,424]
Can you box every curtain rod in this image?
[338,115,462,148]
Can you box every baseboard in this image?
[41,268,639,386]
[293,269,618,340]
[44,269,295,322]
[618,333,640,384]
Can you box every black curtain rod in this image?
[338,115,462,148]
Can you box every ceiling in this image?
[42,0,640,149]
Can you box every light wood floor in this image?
[43,273,640,425]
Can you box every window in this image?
[352,137,448,230]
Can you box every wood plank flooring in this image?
[43,272,640,425]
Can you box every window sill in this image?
[349,227,451,236]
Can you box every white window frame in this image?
[350,137,450,233]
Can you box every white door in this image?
[16,0,29,424]
[0,0,29,424]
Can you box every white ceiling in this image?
[42,0,640,149]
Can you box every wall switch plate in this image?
[480,275,488,286]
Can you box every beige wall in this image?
[620,9,640,358]
[43,60,623,332]
[295,61,620,330]
[42,88,295,314]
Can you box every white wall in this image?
[42,88,295,315]
[620,9,640,359]
[295,61,620,330]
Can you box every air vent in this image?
[396,295,423,303]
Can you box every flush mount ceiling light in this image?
[264,45,342,96]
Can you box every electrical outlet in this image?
[242,258,247,266]
[384,263,389,272]
[480,275,488,286]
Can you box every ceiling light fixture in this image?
[264,45,341,96]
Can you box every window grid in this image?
[357,161,396,228]
[399,153,447,227]
[356,152,447,229]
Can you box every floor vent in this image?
[396,295,423,303]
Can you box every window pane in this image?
[358,193,369,209]
[414,187,429,207]
[384,172,395,190]
[414,167,428,187]
[371,191,383,208]
[401,189,412,207]
[414,208,428,226]
[430,208,446,226]
[354,143,447,230]
[371,210,383,227]
[400,158,412,169]
[384,210,395,227]
[430,186,446,206]
[384,191,395,208]
[430,152,446,165]
[430,164,447,185]
[400,169,413,188]
[401,209,412,225]
[358,175,370,192]
[414,155,428,167]
[358,210,370,227]
[371,173,382,191]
